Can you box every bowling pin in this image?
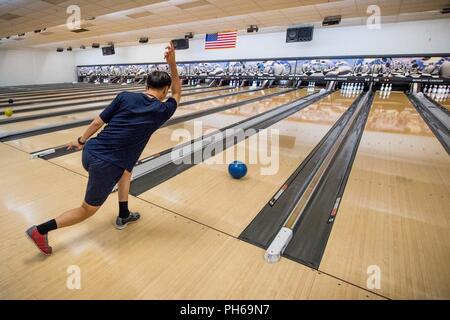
[442,86,446,100]
[435,86,441,101]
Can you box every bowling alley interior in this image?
[0,0,449,302]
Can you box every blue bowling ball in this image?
[228,161,247,179]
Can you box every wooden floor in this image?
[438,98,450,110]
[0,87,448,299]
[320,92,450,299]
[0,143,380,299]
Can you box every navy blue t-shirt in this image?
[85,91,177,172]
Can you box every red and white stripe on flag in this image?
[205,31,238,50]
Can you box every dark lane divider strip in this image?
[408,93,450,155]
[283,92,374,268]
[239,90,374,269]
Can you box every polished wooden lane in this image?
[0,85,199,101]
[0,87,249,138]
[437,98,450,110]
[0,142,381,299]
[137,92,356,237]
[4,88,283,153]
[0,84,141,101]
[1,84,217,110]
[0,87,144,108]
[49,88,305,176]
[320,91,450,299]
[0,86,244,121]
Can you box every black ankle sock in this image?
[36,219,57,235]
[119,201,130,219]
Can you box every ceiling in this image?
[0,0,449,50]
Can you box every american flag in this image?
[205,31,238,50]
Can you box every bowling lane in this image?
[137,92,357,237]
[4,88,283,153]
[0,85,144,103]
[1,97,125,120]
[0,109,107,135]
[319,92,450,299]
[3,88,145,112]
[0,83,197,101]
[49,89,308,176]
[0,86,235,118]
[435,98,450,110]
[0,87,248,134]
[0,84,134,98]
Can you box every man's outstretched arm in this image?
[165,41,181,104]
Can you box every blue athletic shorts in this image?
[82,149,124,206]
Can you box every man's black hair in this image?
[146,70,172,89]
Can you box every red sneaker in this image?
[26,226,52,255]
